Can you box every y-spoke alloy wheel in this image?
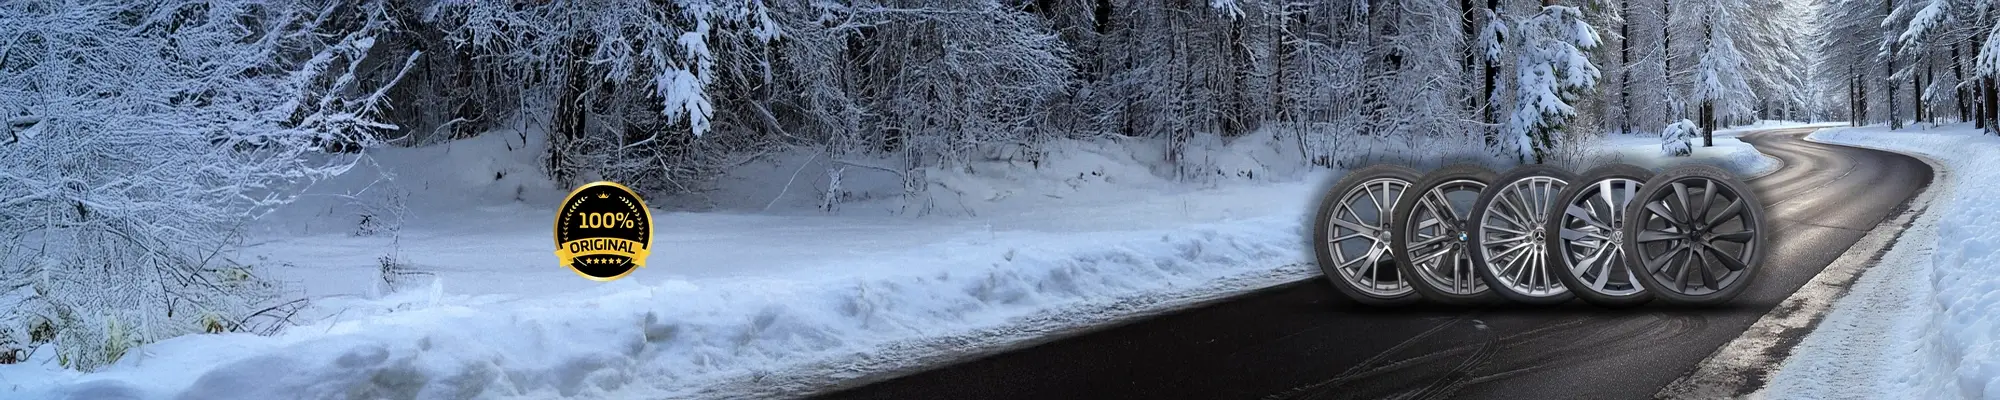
[1469,165,1575,305]
[1547,164,1654,308]
[1313,165,1424,306]
[1392,164,1499,305]
[1621,165,1765,306]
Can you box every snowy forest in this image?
[0,0,1984,374]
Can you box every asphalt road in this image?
[815,128,1932,400]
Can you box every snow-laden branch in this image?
[0,0,415,370]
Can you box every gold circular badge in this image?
[554,181,654,281]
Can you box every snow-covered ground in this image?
[0,129,1339,399]
[0,124,1793,399]
[1596,120,1839,178]
[1758,123,1998,399]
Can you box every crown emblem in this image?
[598,193,609,199]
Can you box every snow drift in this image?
[0,127,1334,399]
[1760,124,2000,399]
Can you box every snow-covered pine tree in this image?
[1690,0,1755,146]
[1661,118,1700,156]
[1735,0,1812,122]
[1818,0,1890,125]
[1507,2,1603,163]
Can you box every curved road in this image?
[817,128,1931,400]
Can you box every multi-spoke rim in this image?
[1403,179,1488,296]
[1629,177,1759,296]
[1477,175,1568,297]
[1556,178,1646,297]
[1325,177,1413,297]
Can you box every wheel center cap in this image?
[1457,232,1468,242]
[1610,230,1624,243]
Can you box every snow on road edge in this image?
[1659,135,1943,399]
[0,215,1317,399]
[1751,124,2000,399]
[1600,129,1784,178]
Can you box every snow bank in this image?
[1,217,1314,399]
[1762,123,2000,399]
[0,124,1798,399]
[1598,128,1779,177]
[0,128,1328,399]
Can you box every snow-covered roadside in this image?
[0,123,1802,399]
[1756,123,1999,399]
[1593,121,1833,178]
[0,130,1337,399]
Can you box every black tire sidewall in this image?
[1546,163,1656,308]
[1312,164,1424,306]
[1469,164,1578,305]
[1391,164,1501,305]
[1621,164,1767,306]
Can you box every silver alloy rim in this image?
[1326,177,1413,297]
[1631,178,1757,296]
[1557,178,1646,296]
[1477,175,1569,297]
[1403,179,1488,296]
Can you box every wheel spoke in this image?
[1645,202,1678,224]
[1377,181,1398,213]
[1708,248,1749,271]
[1695,179,1716,223]
[1369,247,1395,284]
[1672,248,1693,292]
[1671,182,1692,222]
[1363,185,1387,217]
[1584,245,1613,289]
[1355,250,1379,277]
[1571,237,1612,270]
[1566,204,1604,230]
[1330,217,1372,234]
[1636,228,1680,243]
[1412,245,1453,266]
[1484,234,1530,245]
[1695,248,1722,289]
[1622,179,1637,209]
[1712,229,1755,242]
[1413,234,1453,248]
[1530,181,1550,218]
[1492,205,1531,231]
[1535,252,1552,292]
[1430,189,1461,220]
[1561,227,1610,241]
[1644,246,1683,273]
[1486,224,1530,237]
[1415,217,1440,230]
[1339,253,1371,269]
[1328,232,1369,244]
[1508,248,1533,285]
[1707,196,1743,226]
[1419,196,1451,227]
[1499,189,1534,226]
[1491,241,1534,261]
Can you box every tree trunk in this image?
[1463,0,1479,119]
[1701,100,1715,147]
[1662,0,1676,120]
[1885,0,1902,130]
[1620,0,1632,134]
[549,24,593,188]
[1914,64,1926,124]
[1848,73,1864,125]
[1986,76,1999,134]
[1955,42,1972,124]
[1483,0,1501,128]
